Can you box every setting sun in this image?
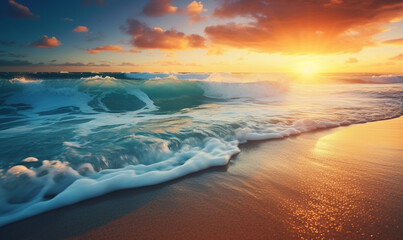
[297,62,320,76]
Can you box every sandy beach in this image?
[1,117,402,240]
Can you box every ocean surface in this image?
[0,72,402,226]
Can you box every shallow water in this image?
[0,72,402,226]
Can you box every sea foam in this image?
[0,138,239,226]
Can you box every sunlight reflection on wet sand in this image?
[71,118,402,239]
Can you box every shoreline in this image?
[1,117,402,239]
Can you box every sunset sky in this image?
[1,0,403,73]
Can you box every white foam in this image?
[80,75,117,81]
[0,138,239,226]
[236,119,348,143]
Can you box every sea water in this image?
[0,72,401,226]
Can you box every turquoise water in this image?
[0,72,402,226]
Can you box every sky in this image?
[1,0,403,73]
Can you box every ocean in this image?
[0,72,402,226]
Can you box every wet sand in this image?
[1,117,402,239]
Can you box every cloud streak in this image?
[87,45,123,54]
[0,50,27,58]
[8,0,38,19]
[0,59,34,66]
[383,38,403,45]
[389,53,403,61]
[83,0,104,6]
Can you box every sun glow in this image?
[297,62,320,76]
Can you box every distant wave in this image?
[10,77,43,83]
[124,72,209,80]
[328,74,403,84]
[80,75,117,81]
[2,72,402,84]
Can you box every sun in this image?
[297,62,320,76]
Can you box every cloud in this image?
[186,1,208,23]
[29,35,61,48]
[119,62,137,66]
[73,26,89,32]
[122,48,142,54]
[83,0,104,6]
[63,17,74,22]
[383,38,403,45]
[121,19,206,50]
[58,61,110,66]
[8,0,38,19]
[0,59,128,68]
[0,40,19,47]
[0,50,27,58]
[142,0,207,23]
[345,57,358,63]
[0,59,33,66]
[205,0,403,54]
[142,0,177,16]
[389,53,403,61]
[87,45,123,54]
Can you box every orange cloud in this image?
[205,0,403,54]
[389,53,403,61]
[142,0,207,23]
[73,26,89,32]
[29,35,61,48]
[383,38,403,45]
[119,62,137,66]
[8,0,38,19]
[186,1,208,23]
[142,0,177,16]
[121,19,206,50]
[87,45,123,54]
